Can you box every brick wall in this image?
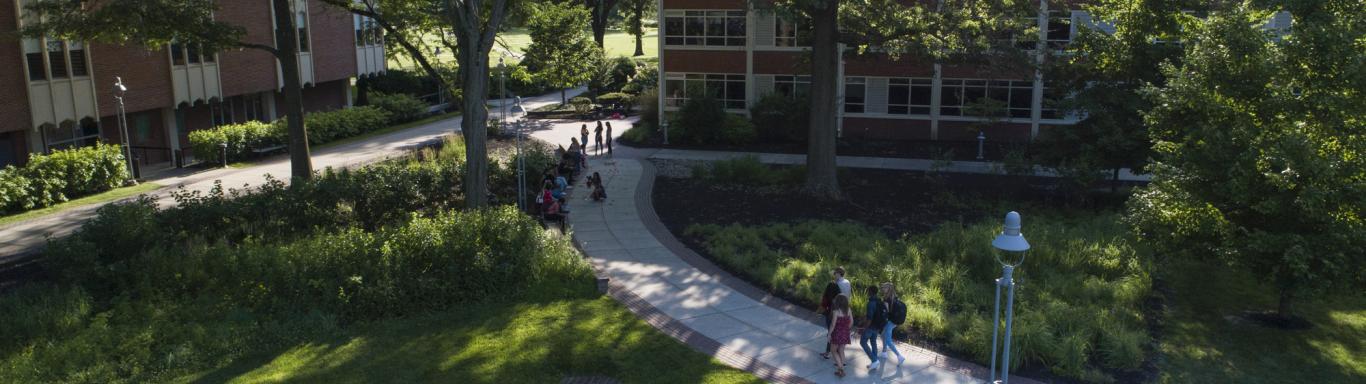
[937,120,1032,142]
[219,0,281,97]
[842,117,933,141]
[309,0,357,84]
[92,44,174,116]
[662,50,746,73]
[301,79,348,112]
[844,54,935,77]
[0,0,33,135]
[753,51,808,75]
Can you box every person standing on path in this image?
[594,123,604,156]
[879,283,907,366]
[828,294,854,378]
[819,280,842,360]
[580,124,590,152]
[605,121,613,157]
[834,267,852,297]
[859,285,887,371]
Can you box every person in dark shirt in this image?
[859,285,886,371]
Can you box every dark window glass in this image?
[726,80,745,103]
[888,83,909,110]
[844,79,865,113]
[1048,14,1072,47]
[941,85,962,116]
[298,29,310,52]
[187,44,201,64]
[69,42,87,77]
[204,49,216,63]
[171,42,186,65]
[910,84,932,106]
[706,13,726,46]
[27,53,46,80]
[989,87,1009,104]
[47,41,67,79]
[1010,87,1032,110]
[726,17,745,46]
[665,17,684,38]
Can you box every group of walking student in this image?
[819,267,908,378]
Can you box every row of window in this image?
[23,39,89,81]
[670,73,1062,119]
[356,16,383,47]
[664,10,1077,49]
[170,41,218,66]
[210,93,268,127]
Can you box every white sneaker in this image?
[897,354,906,365]
[869,360,881,371]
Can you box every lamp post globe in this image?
[988,211,1028,384]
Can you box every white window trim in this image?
[663,9,748,49]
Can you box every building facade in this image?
[656,0,1095,143]
[0,0,387,169]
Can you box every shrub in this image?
[621,123,656,145]
[750,93,810,142]
[368,92,428,124]
[300,106,391,144]
[0,144,129,213]
[636,88,660,129]
[188,120,283,164]
[671,90,728,145]
[692,155,802,186]
[720,114,757,145]
[597,92,633,110]
[570,96,594,115]
[626,61,658,93]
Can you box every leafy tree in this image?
[22,0,315,179]
[1127,1,1366,318]
[578,0,619,48]
[447,0,516,208]
[620,0,654,56]
[523,2,604,104]
[320,0,458,103]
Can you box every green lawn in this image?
[1159,260,1366,383]
[177,295,760,384]
[0,182,162,227]
[389,28,658,69]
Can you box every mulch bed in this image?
[627,138,1034,162]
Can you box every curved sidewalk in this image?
[567,155,1037,384]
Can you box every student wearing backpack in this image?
[879,282,908,365]
[859,285,886,371]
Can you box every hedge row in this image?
[188,106,394,164]
[0,143,129,214]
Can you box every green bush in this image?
[368,92,428,124]
[720,114,757,145]
[636,88,660,130]
[625,62,658,94]
[301,106,391,144]
[188,120,283,164]
[0,143,129,213]
[570,96,594,115]
[671,90,728,145]
[750,93,809,142]
[692,155,803,186]
[683,215,1153,381]
[597,92,633,110]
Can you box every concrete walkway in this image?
[558,119,1037,383]
[0,87,585,264]
[649,148,1151,182]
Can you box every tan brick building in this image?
[0,0,387,168]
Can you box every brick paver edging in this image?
[632,159,1041,384]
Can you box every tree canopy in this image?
[522,2,603,103]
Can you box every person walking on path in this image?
[605,121,613,157]
[828,294,854,378]
[819,280,842,360]
[580,124,590,152]
[860,285,887,372]
[879,283,908,366]
[594,123,604,156]
[834,267,852,297]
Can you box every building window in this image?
[42,119,101,152]
[1047,11,1073,49]
[844,77,865,113]
[23,39,45,81]
[187,43,201,64]
[47,41,68,79]
[887,78,932,115]
[211,100,230,126]
[775,17,811,47]
[664,10,745,47]
[68,41,88,77]
[941,79,1035,118]
[297,12,311,52]
[774,75,810,99]
[1041,83,1063,119]
[171,41,186,65]
[664,73,747,109]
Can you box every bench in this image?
[533,196,567,234]
[251,144,287,155]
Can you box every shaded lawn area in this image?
[388,28,657,69]
[0,182,162,227]
[1159,260,1366,383]
[179,295,761,384]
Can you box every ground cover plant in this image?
[0,136,758,383]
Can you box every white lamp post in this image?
[989,211,1029,384]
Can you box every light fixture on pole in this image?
[511,97,527,211]
[113,77,136,183]
[989,211,1029,384]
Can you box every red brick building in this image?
[0,0,387,168]
[656,0,1094,143]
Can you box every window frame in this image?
[886,78,933,115]
[844,77,866,114]
[664,72,748,110]
[774,75,811,99]
[664,10,747,48]
[774,16,811,47]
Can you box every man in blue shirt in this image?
[860,285,887,371]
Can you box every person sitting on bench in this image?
[543,197,567,233]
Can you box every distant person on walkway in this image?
[580,124,590,151]
[594,123,604,156]
[828,294,853,378]
[860,285,887,371]
[543,197,566,233]
[879,282,907,366]
[834,267,851,297]
[819,279,842,360]
[568,138,585,174]
[553,171,569,212]
[605,122,613,156]
[590,172,607,201]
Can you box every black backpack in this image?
[889,299,907,326]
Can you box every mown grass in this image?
[0,182,162,227]
[1158,260,1366,383]
[175,295,761,384]
[389,28,658,69]
[685,214,1153,382]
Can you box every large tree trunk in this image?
[273,0,311,180]
[586,0,618,48]
[459,45,491,209]
[631,5,644,56]
[804,0,840,199]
